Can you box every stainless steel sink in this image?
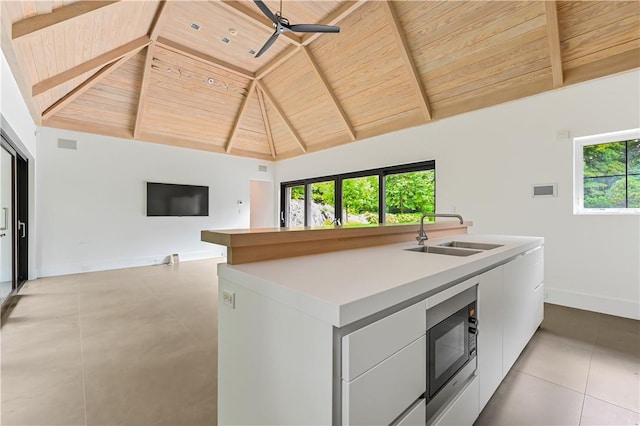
[405,246,482,256]
[438,241,503,250]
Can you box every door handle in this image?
[18,221,25,238]
[0,207,6,231]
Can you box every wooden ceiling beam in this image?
[301,0,369,46]
[253,1,370,80]
[301,46,355,141]
[155,37,254,80]
[40,1,166,121]
[12,1,119,40]
[257,87,277,158]
[216,0,302,47]
[0,3,41,124]
[381,1,432,121]
[32,36,151,97]
[133,45,156,139]
[149,1,170,41]
[257,80,307,153]
[544,1,564,88]
[255,46,301,80]
[225,80,257,153]
[42,50,142,120]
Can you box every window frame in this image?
[573,128,640,215]
[280,160,436,227]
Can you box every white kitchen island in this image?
[214,233,544,425]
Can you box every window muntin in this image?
[280,161,435,227]
[574,129,640,214]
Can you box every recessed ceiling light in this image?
[229,28,238,36]
[190,23,201,31]
[221,37,231,44]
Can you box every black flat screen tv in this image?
[146,182,209,216]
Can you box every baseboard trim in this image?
[546,287,640,320]
[38,250,225,278]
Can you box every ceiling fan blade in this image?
[255,30,280,58]
[287,24,340,33]
[253,0,277,24]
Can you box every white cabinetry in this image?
[431,376,479,426]
[342,301,425,381]
[477,266,504,411]
[341,301,426,425]
[395,399,426,426]
[217,237,544,425]
[502,247,544,375]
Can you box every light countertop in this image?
[218,234,543,327]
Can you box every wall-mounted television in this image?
[146,182,209,217]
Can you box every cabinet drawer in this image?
[342,301,425,381]
[342,336,426,426]
[395,399,426,426]
[431,376,479,426]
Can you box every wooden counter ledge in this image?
[202,221,472,264]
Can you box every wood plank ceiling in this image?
[2,1,639,161]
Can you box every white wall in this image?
[37,127,274,276]
[1,50,38,279]
[1,52,37,155]
[275,70,640,320]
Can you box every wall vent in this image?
[532,183,557,197]
[258,165,268,172]
[58,138,77,150]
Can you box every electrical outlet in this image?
[222,290,235,309]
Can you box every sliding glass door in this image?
[0,144,14,303]
[0,132,28,305]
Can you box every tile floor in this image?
[1,259,221,426]
[476,303,640,426]
[1,259,639,426]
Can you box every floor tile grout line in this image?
[77,293,89,426]
[578,393,587,425]
[515,369,587,396]
[141,275,215,352]
[578,349,594,426]
[585,394,640,415]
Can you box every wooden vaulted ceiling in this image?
[1,1,639,161]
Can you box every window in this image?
[309,181,335,226]
[342,175,379,226]
[385,169,435,224]
[574,129,640,214]
[280,161,435,227]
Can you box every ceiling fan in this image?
[253,0,340,58]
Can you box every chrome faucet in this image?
[416,213,464,245]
